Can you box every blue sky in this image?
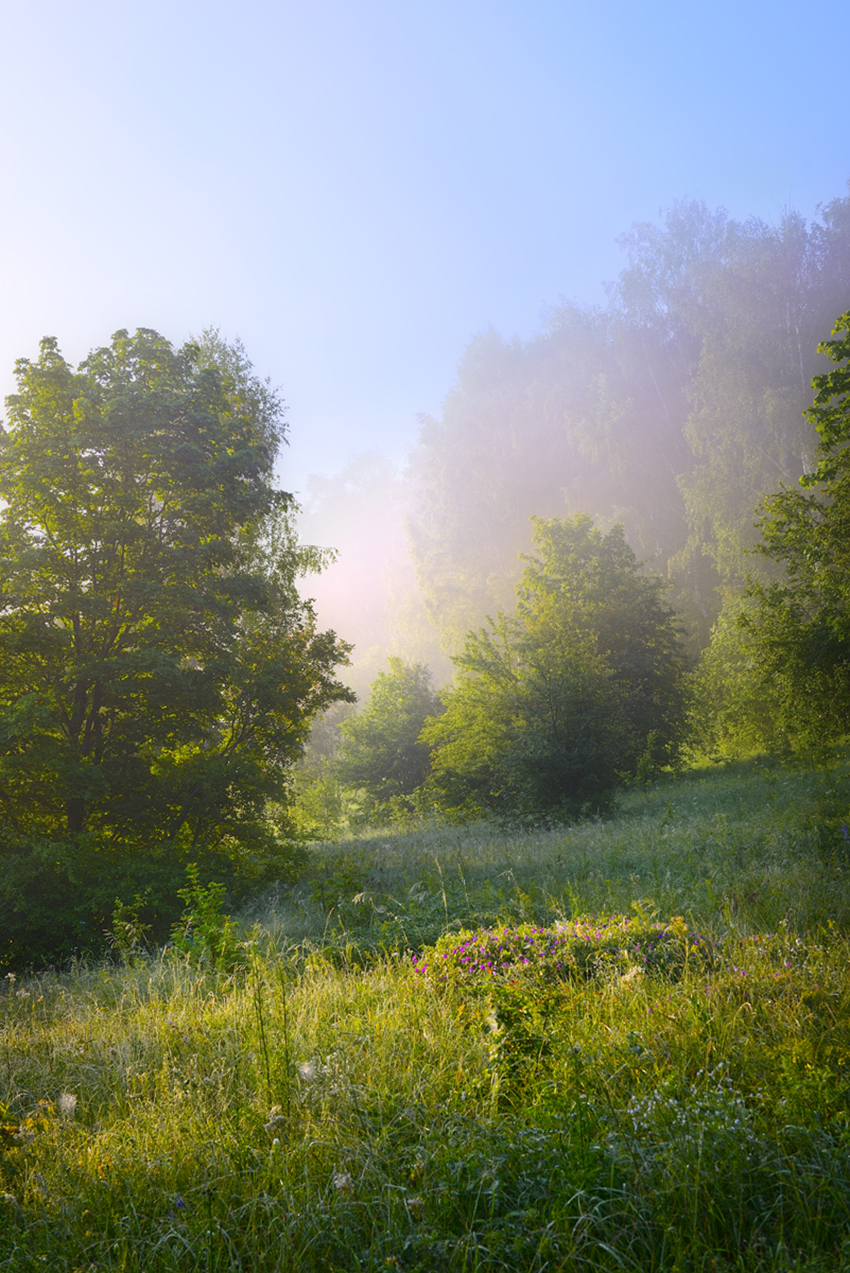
[1,0,848,493]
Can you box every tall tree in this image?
[0,329,352,962]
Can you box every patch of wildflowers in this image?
[412,915,716,990]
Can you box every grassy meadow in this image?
[2,759,850,1271]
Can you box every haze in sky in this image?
[2,0,848,493]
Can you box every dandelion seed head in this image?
[59,1092,77,1119]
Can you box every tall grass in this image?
[1,759,849,1271]
[259,759,850,952]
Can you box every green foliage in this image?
[672,204,850,593]
[415,916,715,1073]
[0,328,352,966]
[169,863,241,971]
[423,617,623,821]
[418,914,714,989]
[286,701,355,840]
[745,311,850,756]
[336,658,442,823]
[106,892,152,959]
[423,515,688,821]
[234,758,850,970]
[685,595,784,759]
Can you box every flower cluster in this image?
[413,915,716,987]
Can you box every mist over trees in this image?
[297,187,850,824]
[744,312,850,758]
[405,193,850,655]
[6,187,850,962]
[336,658,442,823]
[422,515,687,822]
[295,455,450,699]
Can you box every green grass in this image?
[1,759,850,1271]
[263,757,850,950]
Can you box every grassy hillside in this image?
[271,758,850,949]
[1,760,849,1271]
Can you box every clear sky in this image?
[1,0,848,494]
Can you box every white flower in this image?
[298,1060,317,1082]
[58,1093,77,1119]
[333,1172,353,1193]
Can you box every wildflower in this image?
[59,1093,77,1120]
[298,1061,317,1082]
[264,1105,286,1135]
[333,1172,353,1193]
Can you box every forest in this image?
[2,192,850,1272]
[295,192,850,835]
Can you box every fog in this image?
[298,191,850,692]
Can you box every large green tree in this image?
[744,311,850,754]
[422,515,688,821]
[0,328,352,962]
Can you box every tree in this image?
[422,515,688,822]
[745,311,850,754]
[0,328,352,963]
[335,658,442,822]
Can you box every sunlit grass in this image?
[1,758,849,1270]
[260,758,850,951]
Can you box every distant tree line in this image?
[298,191,850,828]
[406,194,850,656]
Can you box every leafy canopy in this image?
[0,328,352,963]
